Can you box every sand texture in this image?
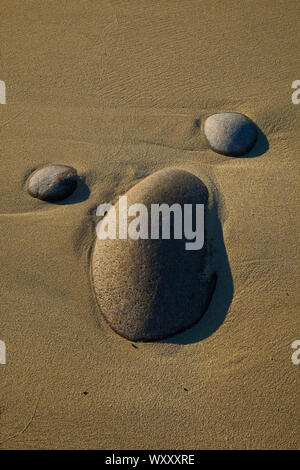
[0,0,299,449]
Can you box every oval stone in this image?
[92,168,217,341]
[27,165,78,201]
[204,112,257,156]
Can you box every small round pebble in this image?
[27,165,78,201]
[204,112,257,156]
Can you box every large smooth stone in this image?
[27,165,77,201]
[204,112,257,156]
[92,168,216,341]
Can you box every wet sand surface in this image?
[0,0,299,449]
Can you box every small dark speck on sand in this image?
[83,391,88,395]
[184,388,189,392]
[131,343,138,349]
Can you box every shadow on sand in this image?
[51,175,90,205]
[161,200,234,345]
[240,125,269,158]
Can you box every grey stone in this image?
[204,112,257,156]
[92,168,216,342]
[27,165,77,201]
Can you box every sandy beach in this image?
[0,0,299,449]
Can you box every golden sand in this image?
[0,0,299,449]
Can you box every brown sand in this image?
[0,0,299,449]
